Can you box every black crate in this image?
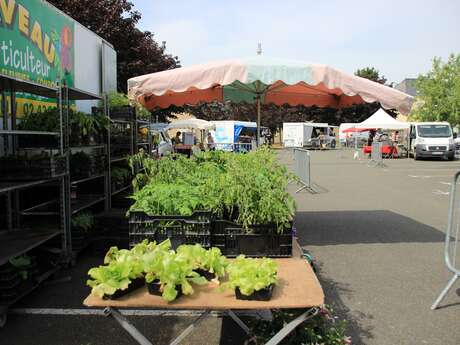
[0,155,66,180]
[110,106,135,121]
[129,211,212,249]
[212,220,292,258]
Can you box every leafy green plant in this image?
[220,256,278,296]
[151,251,207,302]
[87,250,144,299]
[104,91,151,120]
[18,108,60,132]
[72,212,94,232]
[111,167,131,189]
[70,151,92,178]
[9,255,31,280]
[127,148,296,232]
[176,245,228,278]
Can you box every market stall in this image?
[166,119,215,155]
[351,108,410,158]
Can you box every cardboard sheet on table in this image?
[83,256,324,310]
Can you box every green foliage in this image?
[104,91,151,119]
[152,251,208,302]
[220,256,278,296]
[18,108,61,132]
[355,67,387,85]
[128,148,296,232]
[70,151,92,177]
[111,167,131,187]
[249,306,350,345]
[176,245,228,278]
[72,212,94,232]
[87,257,144,299]
[88,239,208,302]
[410,54,460,126]
[18,107,108,143]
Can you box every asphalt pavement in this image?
[280,149,460,345]
[1,148,459,345]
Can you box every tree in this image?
[355,67,387,85]
[411,54,460,126]
[48,0,180,92]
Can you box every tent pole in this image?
[256,95,261,147]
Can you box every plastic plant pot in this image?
[193,268,216,281]
[147,280,183,299]
[103,277,145,300]
[235,284,274,301]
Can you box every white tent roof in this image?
[356,108,409,130]
[166,119,216,131]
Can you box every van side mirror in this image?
[410,133,416,139]
[454,133,458,139]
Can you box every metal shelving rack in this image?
[0,73,69,326]
[61,85,109,257]
[107,105,137,209]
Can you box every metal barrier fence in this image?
[368,142,386,167]
[215,143,254,152]
[431,171,460,310]
[293,148,312,193]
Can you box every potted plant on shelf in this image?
[70,151,92,179]
[220,256,278,301]
[71,212,94,250]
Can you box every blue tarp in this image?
[234,122,257,142]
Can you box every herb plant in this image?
[71,212,94,232]
[220,256,278,296]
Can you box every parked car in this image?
[149,123,173,157]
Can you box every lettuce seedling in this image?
[153,251,207,302]
[220,256,278,296]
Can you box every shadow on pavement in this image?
[314,261,373,345]
[295,210,445,246]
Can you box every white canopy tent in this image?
[165,119,216,131]
[355,108,409,130]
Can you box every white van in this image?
[409,122,455,160]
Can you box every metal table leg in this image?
[264,308,319,345]
[103,307,153,345]
[227,310,251,334]
[169,310,210,345]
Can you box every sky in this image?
[133,0,460,84]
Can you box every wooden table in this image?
[83,242,324,345]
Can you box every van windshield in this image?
[417,125,452,138]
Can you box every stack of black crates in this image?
[129,211,293,258]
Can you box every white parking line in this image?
[432,189,450,196]
[9,308,264,318]
[409,175,454,178]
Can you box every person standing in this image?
[207,132,215,151]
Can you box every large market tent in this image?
[355,108,410,130]
[128,57,414,144]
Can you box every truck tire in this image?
[413,150,419,160]
[331,140,336,149]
